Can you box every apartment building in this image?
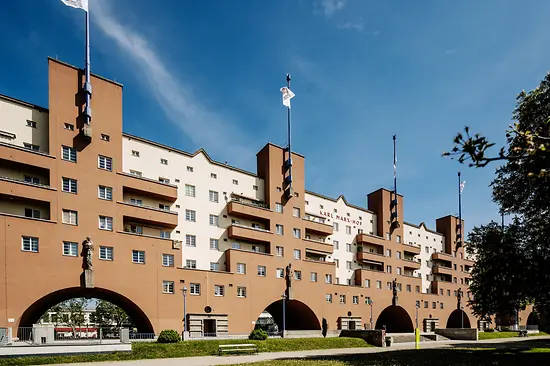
[0,58,506,337]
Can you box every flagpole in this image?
[286,74,292,194]
[84,8,92,125]
[393,135,397,196]
[458,172,462,248]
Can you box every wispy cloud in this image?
[90,1,254,167]
[318,0,346,18]
[338,19,364,32]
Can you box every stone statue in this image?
[285,263,293,289]
[457,288,463,309]
[81,236,94,271]
[392,278,398,298]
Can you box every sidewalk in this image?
[51,336,550,366]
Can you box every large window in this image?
[62,241,78,257]
[62,177,77,193]
[132,250,145,264]
[62,146,77,162]
[237,287,246,298]
[62,209,78,225]
[257,265,266,277]
[185,210,196,222]
[190,283,200,295]
[210,238,219,250]
[293,249,301,260]
[98,155,112,171]
[214,285,224,296]
[186,235,196,247]
[209,215,219,227]
[185,259,197,269]
[99,216,113,231]
[99,246,113,260]
[162,281,174,294]
[162,254,174,267]
[237,263,246,274]
[209,190,219,203]
[98,186,113,200]
[185,184,196,197]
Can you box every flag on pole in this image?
[280,87,295,108]
[460,181,466,194]
[60,0,88,12]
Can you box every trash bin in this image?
[385,336,393,347]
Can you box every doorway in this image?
[203,319,217,336]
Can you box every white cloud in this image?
[338,19,364,32]
[90,1,254,167]
[319,0,346,18]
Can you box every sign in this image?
[319,211,362,226]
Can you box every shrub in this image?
[500,327,511,332]
[249,329,268,340]
[484,328,495,332]
[322,318,328,338]
[157,329,181,343]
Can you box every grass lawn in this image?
[479,331,548,340]
[0,337,370,366]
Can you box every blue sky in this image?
[1,0,549,234]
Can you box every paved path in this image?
[51,336,550,366]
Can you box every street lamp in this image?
[461,305,464,329]
[366,299,374,330]
[281,293,287,338]
[415,302,420,330]
[182,287,188,335]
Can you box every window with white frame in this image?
[129,225,142,234]
[209,190,219,203]
[237,286,246,298]
[132,250,145,264]
[334,259,339,267]
[130,198,142,205]
[214,285,224,296]
[162,281,174,294]
[396,251,401,259]
[293,249,301,259]
[276,268,284,278]
[98,155,112,171]
[397,267,402,275]
[365,279,371,288]
[294,270,302,280]
[185,184,196,197]
[210,238,219,250]
[335,277,340,284]
[310,272,317,282]
[237,263,246,274]
[210,262,219,271]
[326,294,332,303]
[24,143,39,151]
[186,235,196,247]
[353,296,359,304]
[64,123,74,130]
[346,243,352,252]
[185,259,197,269]
[98,186,112,200]
[160,158,168,165]
[99,216,113,230]
[257,265,266,276]
[190,283,200,295]
[62,209,78,225]
[276,224,284,235]
[99,246,113,260]
[333,222,339,231]
[346,261,352,270]
[386,265,392,274]
[293,207,300,218]
[333,240,339,250]
[376,280,382,289]
[162,254,174,267]
[209,214,219,227]
[62,146,77,162]
[160,231,170,239]
[386,249,391,257]
[24,208,40,219]
[276,246,284,257]
[275,203,283,213]
[346,225,351,234]
[325,274,332,283]
[232,242,241,249]
[24,176,40,185]
[158,177,170,184]
[185,210,196,222]
[396,235,401,243]
[62,177,77,193]
[159,203,170,211]
[293,228,300,239]
[340,295,346,304]
[347,279,352,285]
[62,241,78,256]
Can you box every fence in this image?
[9,327,128,345]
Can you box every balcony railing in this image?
[230,197,269,210]
[119,230,172,240]
[0,175,52,189]
[231,223,271,233]
[121,200,177,214]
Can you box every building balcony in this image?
[302,238,333,255]
[401,258,421,270]
[0,176,56,203]
[432,264,453,276]
[118,201,178,228]
[401,273,422,280]
[357,250,385,266]
[401,243,421,255]
[227,223,272,244]
[432,251,454,262]
[303,216,333,236]
[356,233,386,248]
[227,198,271,222]
[118,172,178,202]
[0,141,55,170]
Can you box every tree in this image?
[63,299,88,337]
[93,300,130,329]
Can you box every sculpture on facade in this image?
[457,288,463,309]
[81,236,94,271]
[285,263,293,289]
[392,278,398,298]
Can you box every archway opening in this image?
[18,287,154,337]
[527,312,540,326]
[446,309,471,328]
[375,305,414,333]
[262,299,320,331]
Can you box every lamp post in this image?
[182,287,188,335]
[282,293,286,338]
[415,302,420,330]
[367,299,374,330]
[461,305,464,329]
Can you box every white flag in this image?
[280,87,295,108]
[61,0,88,12]
[460,181,466,194]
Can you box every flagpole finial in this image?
[458,171,461,178]
[393,135,396,140]
[286,74,291,83]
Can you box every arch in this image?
[375,305,414,333]
[527,312,540,326]
[18,287,154,333]
[446,309,471,328]
[261,299,320,331]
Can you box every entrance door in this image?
[349,321,356,330]
[203,319,217,337]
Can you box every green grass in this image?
[0,337,370,366]
[479,331,549,340]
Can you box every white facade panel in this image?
[0,98,49,153]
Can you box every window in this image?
[257,265,266,276]
[130,170,142,177]
[406,284,412,292]
[162,281,174,294]
[252,245,261,253]
[319,204,324,209]
[276,268,284,278]
[237,287,247,298]
[293,207,300,218]
[387,282,392,290]
[211,173,217,179]
[185,184,196,197]
[340,295,346,304]
[101,134,110,141]
[365,279,371,288]
[275,203,283,213]
[293,249,301,260]
[131,150,140,157]
[210,239,219,250]
[454,264,457,270]
[132,250,145,264]
[159,177,170,184]
[396,251,401,259]
[397,267,402,275]
[24,175,40,185]
[346,225,351,234]
[24,143,40,151]
[62,241,78,256]
[253,185,258,191]
[232,179,238,185]
[99,216,113,230]
[333,222,339,231]
[210,262,219,271]
[190,283,200,295]
[440,289,444,295]
[276,224,284,235]
[160,231,170,239]
[424,301,428,308]
[214,285,224,296]
[62,177,77,193]
[98,155,112,171]
[24,208,40,219]
[294,270,302,280]
[64,123,74,131]
[185,210,196,222]
[310,272,317,282]
[162,254,174,267]
[432,302,436,309]
[185,259,197,269]
[232,242,241,249]
[209,215,219,227]
[353,296,359,305]
[325,274,332,284]
[333,240,339,250]
[237,263,246,274]
[346,261,352,270]
[99,246,113,260]
[62,146,77,162]
[160,158,168,165]
[346,243,352,252]
[440,303,444,309]
[186,235,196,247]
[209,190,219,203]
[334,259,339,267]
[98,186,112,200]
[158,204,170,211]
[386,249,391,257]
[293,228,301,239]
[186,166,193,172]
[396,235,401,243]
[62,210,78,225]
[447,289,451,296]
[385,233,390,240]
[425,246,429,253]
[376,280,382,289]
[326,294,333,303]
[276,246,284,257]
[130,198,142,205]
